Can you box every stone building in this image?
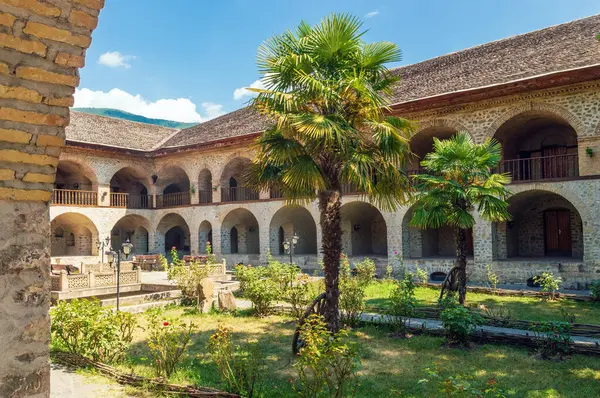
[51,15,600,289]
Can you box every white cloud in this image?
[365,10,380,18]
[74,88,224,123]
[233,79,266,100]
[98,51,135,68]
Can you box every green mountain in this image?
[72,108,198,129]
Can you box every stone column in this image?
[212,187,221,203]
[0,1,104,395]
[258,216,271,264]
[189,230,199,255]
[473,211,494,264]
[98,184,111,207]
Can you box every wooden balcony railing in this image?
[199,190,213,204]
[270,187,284,199]
[341,184,360,195]
[110,193,152,209]
[221,186,259,202]
[52,189,97,206]
[498,153,579,182]
[156,192,191,208]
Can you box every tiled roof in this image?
[67,15,600,152]
[388,14,600,105]
[66,111,178,151]
[159,106,269,149]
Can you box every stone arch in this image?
[401,203,473,259]
[198,168,213,203]
[221,208,260,254]
[413,118,469,136]
[111,214,151,255]
[199,220,213,254]
[220,157,258,201]
[340,200,387,256]
[494,189,584,260]
[155,165,191,194]
[487,102,586,139]
[55,160,98,190]
[269,206,318,255]
[50,212,99,257]
[156,213,191,254]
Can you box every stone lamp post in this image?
[106,238,134,311]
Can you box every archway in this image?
[402,204,473,259]
[53,161,98,205]
[221,208,260,254]
[493,110,578,182]
[110,167,151,208]
[156,166,191,207]
[199,220,213,254]
[156,213,191,255]
[340,201,387,257]
[408,126,459,174]
[494,190,583,260]
[269,206,318,255]
[111,214,151,254]
[198,169,213,204]
[50,213,99,257]
[220,157,258,202]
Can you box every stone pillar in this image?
[88,271,95,288]
[494,221,508,260]
[258,189,270,200]
[258,219,271,263]
[189,230,199,255]
[0,1,104,395]
[384,211,402,268]
[212,224,222,256]
[473,211,494,264]
[212,187,221,203]
[98,184,110,206]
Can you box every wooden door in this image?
[544,210,572,255]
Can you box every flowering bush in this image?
[145,308,194,378]
[208,324,265,396]
[294,314,361,397]
[285,273,314,320]
[339,255,375,327]
[170,246,183,267]
[234,264,280,316]
[168,259,211,311]
[51,299,136,363]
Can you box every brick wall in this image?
[0,0,103,395]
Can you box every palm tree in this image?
[409,132,511,305]
[247,13,413,332]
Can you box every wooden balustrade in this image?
[221,186,259,202]
[341,184,360,195]
[109,193,152,209]
[198,190,213,204]
[52,189,97,206]
[156,192,191,208]
[498,153,579,182]
[270,187,284,199]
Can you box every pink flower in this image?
[163,321,169,326]
[393,250,398,255]
[172,246,176,250]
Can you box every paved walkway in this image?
[50,363,132,397]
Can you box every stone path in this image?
[50,363,132,397]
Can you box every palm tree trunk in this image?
[455,227,468,305]
[318,188,342,333]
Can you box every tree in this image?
[247,13,413,332]
[409,132,511,305]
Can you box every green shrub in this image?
[170,246,183,267]
[440,305,483,346]
[339,256,375,327]
[208,324,265,397]
[50,299,136,363]
[285,273,314,320]
[387,274,418,336]
[533,272,562,301]
[265,253,300,291]
[415,265,428,286]
[234,264,280,316]
[294,314,361,398]
[486,264,500,294]
[532,321,572,359]
[145,308,194,378]
[437,292,459,309]
[590,280,600,301]
[168,260,211,311]
[419,364,509,397]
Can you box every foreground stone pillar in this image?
[473,211,494,264]
[0,1,104,396]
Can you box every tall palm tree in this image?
[410,132,512,305]
[247,13,413,332]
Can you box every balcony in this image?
[156,192,191,208]
[198,190,213,204]
[221,186,259,202]
[270,187,284,199]
[498,153,579,183]
[110,193,152,209]
[52,189,97,206]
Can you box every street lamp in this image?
[106,238,134,311]
[282,233,299,265]
[96,236,110,263]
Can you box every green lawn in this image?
[362,281,600,325]
[117,308,600,397]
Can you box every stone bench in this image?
[182,255,208,265]
[132,254,163,271]
[50,264,78,275]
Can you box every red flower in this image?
[171,246,176,250]
[163,321,169,326]
[393,250,398,255]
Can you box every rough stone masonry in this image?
[0,0,103,396]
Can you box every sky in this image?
[74,0,600,123]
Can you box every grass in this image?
[363,281,600,325]
[115,308,600,397]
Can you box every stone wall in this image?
[0,0,103,395]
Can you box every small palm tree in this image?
[247,13,413,332]
[410,132,511,305]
